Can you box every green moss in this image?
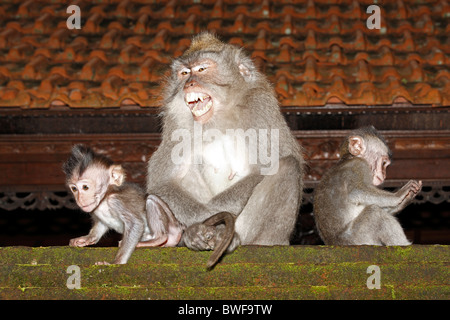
[393,246,413,258]
[0,246,448,299]
[310,285,330,298]
[385,284,397,299]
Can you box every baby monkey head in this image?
[63,144,125,212]
[340,126,392,186]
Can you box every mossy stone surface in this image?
[0,245,448,300]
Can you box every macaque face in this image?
[371,154,390,186]
[365,139,391,186]
[68,166,109,212]
[177,59,218,124]
[348,134,391,186]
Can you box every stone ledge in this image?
[0,245,448,300]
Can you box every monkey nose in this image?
[184,80,197,89]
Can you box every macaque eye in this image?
[71,186,77,192]
[82,185,89,191]
[193,65,208,72]
[180,68,190,76]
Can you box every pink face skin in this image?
[363,138,391,186]
[179,60,217,124]
[68,166,109,212]
[371,154,391,186]
[348,135,391,186]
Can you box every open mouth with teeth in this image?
[185,92,213,121]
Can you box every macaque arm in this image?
[385,180,422,215]
[348,184,401,208]
[345,161,401,209]
[148,182,211,226]
[69,218,108,247]
[348,171,422,214]
[207,173,264,215]
[147,142,215,226]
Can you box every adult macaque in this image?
[63,144,183,264]
[146,32,304,256]
[314,126,422,245]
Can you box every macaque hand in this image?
[69,235,97,247]
[183,223,220,251]
[393,180,422,212]
[396,180,422,206]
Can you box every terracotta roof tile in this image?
[0,0,448,108]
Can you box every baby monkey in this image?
[314,126,422,246]
[63,144,183,264]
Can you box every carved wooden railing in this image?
[1,105,449,207]
[0,105,449,244]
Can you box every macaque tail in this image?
[203,211,235,270]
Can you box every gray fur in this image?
[64,145,183,264]
[314,127,421,246]
[146,33,304,253]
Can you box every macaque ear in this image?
[348,136,366,157]
[236,52,256,82]
[110,165,125,186]
[238,63,252,79]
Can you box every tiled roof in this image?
[0,0,449,109]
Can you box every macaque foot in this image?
[183,223,219,251]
